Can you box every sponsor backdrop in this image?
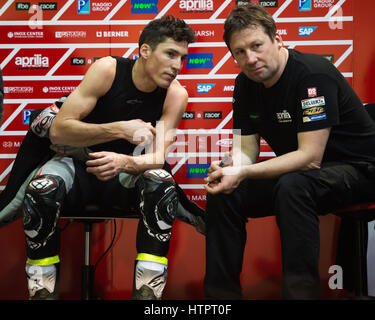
[0,0,373,299]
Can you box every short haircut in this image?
[223,3,277,51]
[139,15,196,50]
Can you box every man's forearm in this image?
[239,149,320,180]
[50,119,125,147]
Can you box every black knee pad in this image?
[136,169,178,242]
[23,174,65,251]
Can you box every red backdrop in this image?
[0,0,374,300]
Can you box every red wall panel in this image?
[0,0,373,300]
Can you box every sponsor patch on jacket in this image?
[303,113,327,123]
[301,96,325,109]
[303,106,325,116]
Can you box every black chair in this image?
[332,103,375,299]
[61,204,141,300]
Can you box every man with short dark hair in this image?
[204,3,375,299]
[15,15,198,300]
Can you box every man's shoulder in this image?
[289,49,335,75]
[167,79,188,100]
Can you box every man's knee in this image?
[136,169,178,242]
[274,172,313,202]
[23,174,65,251]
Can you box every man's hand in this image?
[122,119,156,146]
[204,166,243,194]
[204,156,243,194]
[86,151,137,181]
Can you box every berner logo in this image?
[186,53,213,69]
[131,0,158,14]
[204,111,222,119]
[71,57,86,65]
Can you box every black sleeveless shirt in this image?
[82,56,167,155]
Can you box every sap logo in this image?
[78,0,90,14]
[299,27,317,36]
[197,83,215,93]
[298,0,311,11]
[186,164,210,178]
[131,0,158,14]
[186,53,213,69]
[23,109,34,125]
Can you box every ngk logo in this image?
[179,0,213,11]
[15,54,49,68]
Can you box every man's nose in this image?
[172,57,183,73]
[246,50,258,65]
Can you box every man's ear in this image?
[139,43,152,59]
[274,33,283,49]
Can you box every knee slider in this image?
[136,169,178,236]
[23,175,65,247]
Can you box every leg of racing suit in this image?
[22,156,75,299]
[121,169,178,300]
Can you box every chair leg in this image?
[82,222,95,300]
[353,220,373,299]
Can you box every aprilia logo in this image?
[15,54,49,68]
[179,0,213,11]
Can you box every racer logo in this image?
[197,84,215,93]
[299,27,317,36]
[78,0,90,14]
[186,53,213,69]
[131,0,158,14]
[259,1,278,8]
[15,54,49,69]
[38,2,57,10]
[179,0,213,12]
[203,111,222,119]
[298,0,311,11]
[186,164,210,178]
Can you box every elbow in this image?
[304,158,322,171]
[49,123,61,145]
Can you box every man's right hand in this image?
[122,119,156,146]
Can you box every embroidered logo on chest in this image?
[276,110,292,123]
